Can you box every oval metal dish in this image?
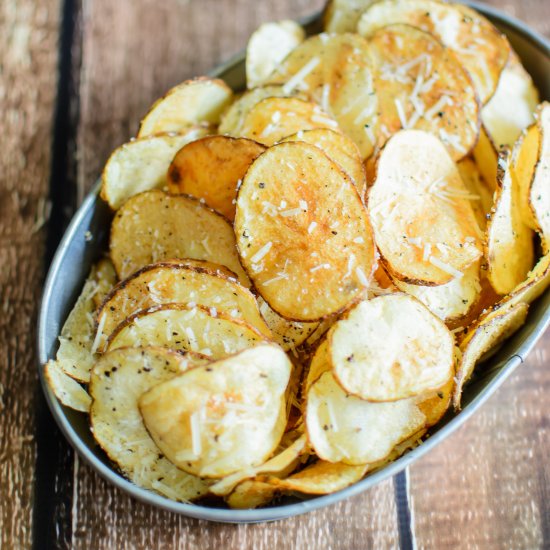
[38,2,550,523]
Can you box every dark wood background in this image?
[1,1,548,548]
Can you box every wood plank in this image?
[408,4,550,549]
[67,1,400,548]
[0,1,62,548]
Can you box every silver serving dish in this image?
[38,1,550,523]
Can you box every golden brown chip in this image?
[502,253,550,309]
[90,347,209,502]
[329,295,454,402]
[96,261,270,352]
[167,135,265,221]
[138,77,233,137]
[246,20,305,89]
[44,360,91,412]
[418,377,454,427]
[235,142,376,321]
[368,130,482,285]
[106,304,267,358]
[219,85,306,137]
[305,371,426,464]
[239,97,340,146]
[485,149,535,295]
[453,302,529,409]
[529,102,550,252]
[366,24,479,161]
[101,128,210,210]
[357,0,510,104]
[282,128,367,200]
[139,344,291,478]
[225,480,279,509]
[473,124,499,193]
[110,190,249,283]
[324,0,379,33]
[92,258,118,310]
[264,33,378,158]
[482,51,539,148]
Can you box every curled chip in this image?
[329,295,454,402]
[138,77,233,137]
[482,52,539,148]
[282,128,367,200]
[357,0,510,104]
[167,135,265,221]
[368,130,482,285]
[264,33,378,158]
[45,360,91,413]
[106,304,267,358]
[418,377,454,427]
[394,262,481,322]
[219,85,305,137]
[529,102,550,252]
[264,460,369,495]
[101,128,210,210]
[209,434,307,496]
[246,20,305,89]
[239,97,339,146]
[306,371,425,464]
[110,190,248,283]
[235,142,376,321]
[473,124,499,193]
[366,24,479,160]
[457,158,493,231]
[95,261,270,352]
[226,480,278,509]
[453,302,529,409]
[324,0,380,33]
[90,347,209,502]
[304,339,332,395]
[503,253,550,309]
[139,344,291,478]
[485,149,535,295]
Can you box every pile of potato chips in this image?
[45,0,550,509]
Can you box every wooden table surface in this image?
[1,0,548,548]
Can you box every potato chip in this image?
[138,77,233,137]
[329,295,454,402]
[473,124,499,193]
[357,0,510,104]
[225,480,279,509]
[209,434,307,496]
[92,258,118,310]
[453,302,529,409]
[219,85,306,137]
[101,128,210,210]
[139,344,291,478]
[306,371,425,464]
[418,377,454,427]
[90,347,209,502]
[282,128,367,200]
[44,360,91,412]
[55,265,105,382]
[167,135,265,221]
[96,261,270,352]
[239,97,340,146]
[511,123,541,230]
[503,253,550,309]
[106,304,267,358]
[257,297,318,352]
[482,52,539,148]
[235,142,376,321]
[457,158,494,231]
[324,0,378,33]
[529,102,550,252]
[264,33,378,158]
[393,261,481,322]
[110,190,249,283]
[246,20,305,89]
[485,149,535,295]
[366,24,479,160]
[304,339,332,396]
[265,460,369,495]
[368,130,482,285]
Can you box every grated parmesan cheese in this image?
[282,57,320,94]
[429,255,463,279]
[250,241,272,264]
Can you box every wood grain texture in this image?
[68,1,400,548]
[0,1,61,548]
[407,4,550,549]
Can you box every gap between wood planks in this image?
[32,0,82,548]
